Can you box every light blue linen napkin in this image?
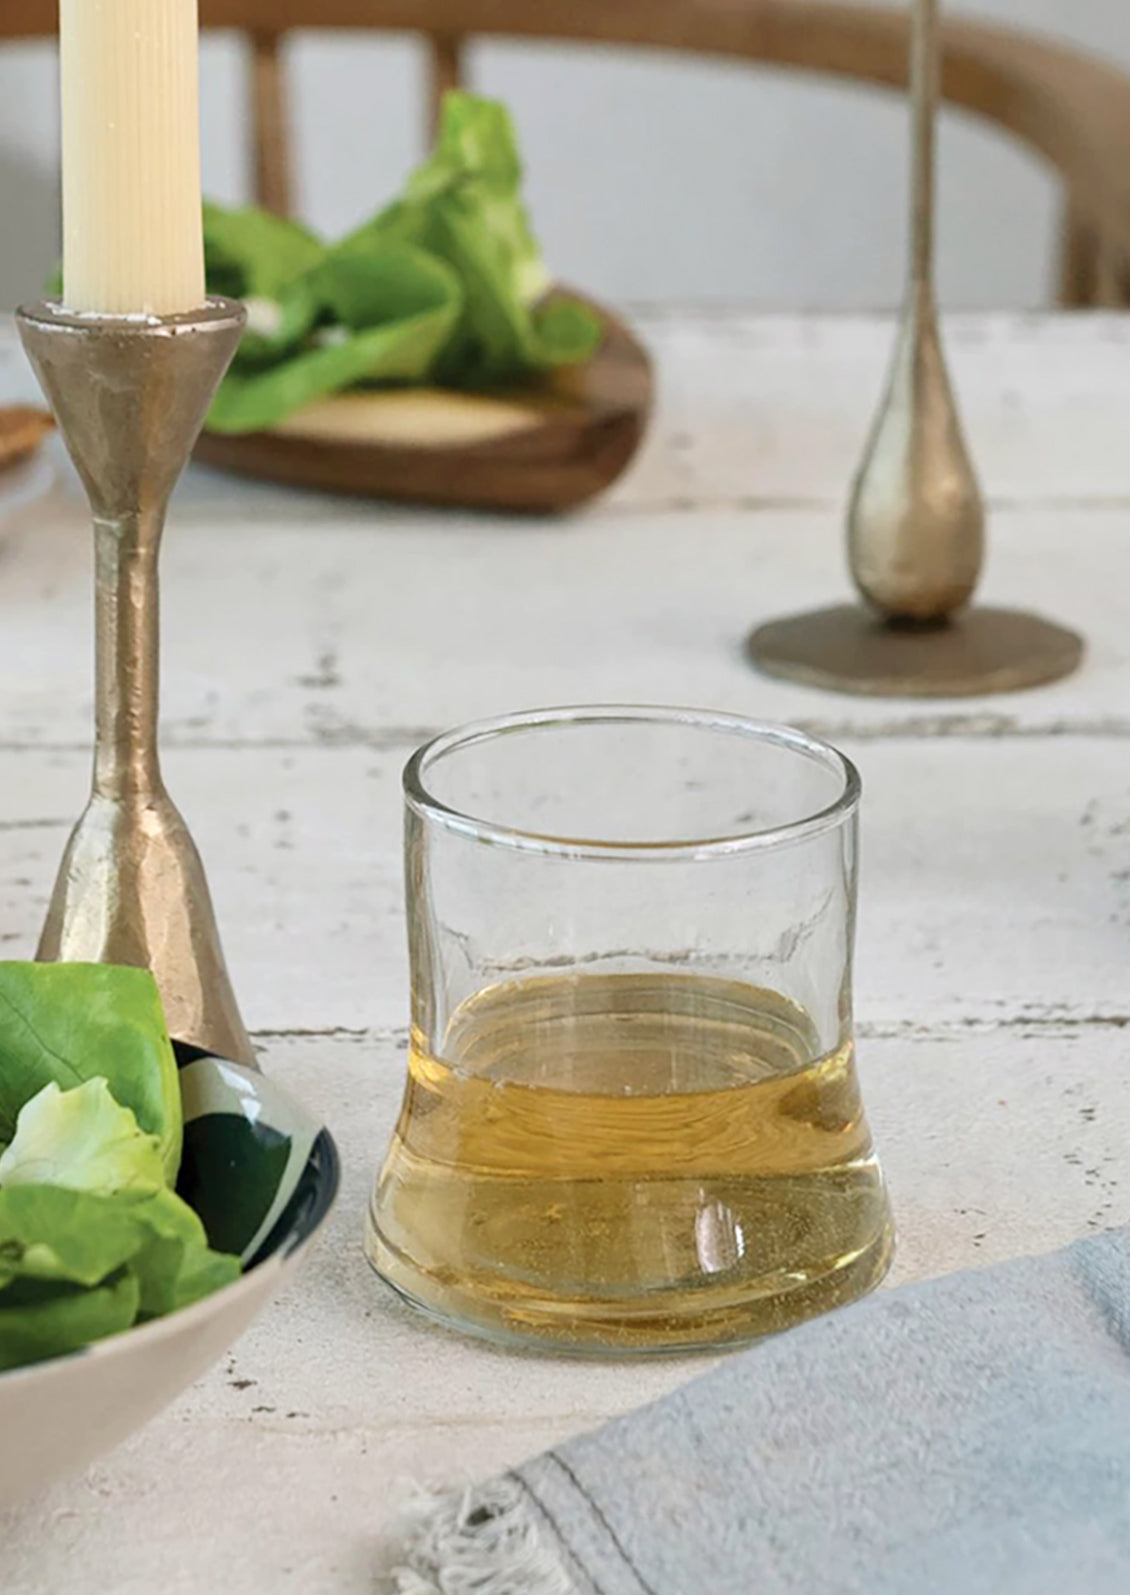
[386,1226,1130,1594]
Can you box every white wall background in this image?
[0,1,1126,312]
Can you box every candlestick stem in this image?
[93,515,162,800]
[910,0,936,293]
[17,299,254,1065]
[847,0,983,623]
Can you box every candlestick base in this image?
[17,298,254,1066]
[37,791,254,1067]
[747,604,1084,698]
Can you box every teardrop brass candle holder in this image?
[748,0,1083,697]
[17,298,255,1065]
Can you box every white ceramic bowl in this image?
[0,1051,339,1507]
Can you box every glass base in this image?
[368,975,895,1356]
[364,1202,895,1358]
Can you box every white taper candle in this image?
[61,0,206,316]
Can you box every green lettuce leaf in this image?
[203,92,603,432]
[0,1181,242,1365]
[0,1270,140,1374]
[531,296,609,367]
[0,1079,164,1196]
[305,240,462,333]
[0,964,182,1185]
[0,977,243,1373]
[203,201,324,301]
[204,203,329,370]
[0,1185,152,1289]
[123,1186,242,1318]
[398,92,549,303]
[0,1085,241,1322]
[349,93,602,387]
[207,243,461,434]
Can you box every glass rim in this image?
[403,705,861,861]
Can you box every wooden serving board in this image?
[194,296,651,515]
[0,406,53,474]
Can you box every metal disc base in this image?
[748,604,1084,698]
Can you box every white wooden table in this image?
[1,310,1129,1593]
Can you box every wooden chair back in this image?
[5,0,1130,306]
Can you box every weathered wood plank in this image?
[0,486,1126,750]
[0,739,1125,1035]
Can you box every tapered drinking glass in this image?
[367,706,893,1354]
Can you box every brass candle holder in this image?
[17,298,255,1065]
[748,0,1083,697]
